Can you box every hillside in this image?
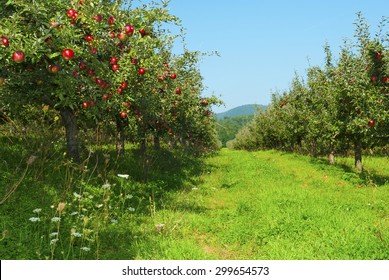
[216,104,266,120]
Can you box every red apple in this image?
[376,52,383,60]
[138,68,146,75]
[175,87,181,94]
[120,81,128,89]
[124,24,135,35]
[131,58,138,65]
[82,102,89,109]
[86,35,94,42]
[107,16,116,25]
[1,36,9,47]
[79,61,87,70]
[117,32,127,41]
[170,73,177,79]
[120,112,127,118]
[95,78,104,86]
[368,119,375,128]
[110,57,118,64]
[117,87,123,94]
[371,76,377,82]
[12,51,25,63]
[93,14,103,22]
[201,99,209,106]
[48,64,61,73]
[67,8,76,18]
[111,64,119,71]
[89,100,95,107]
[139,29,148,37]
[62,48,74,60]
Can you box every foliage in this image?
[230,13,389,170]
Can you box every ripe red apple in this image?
[93,14,103,22]
[368,119,375,128]
[110,57,118,64]
[120,81,128,89]
[67,8,76,18]
[79,61,87,70]
[383,77,389,83]
[139,29,148,37]
[117,32,127,41]
[82,102,89,109]
[131,58,138,65]
[102,94,108,100]
[89,100,95,107]
[62,48,74,60]
[376,52,383,60]
[138,68,146,75]
[201,99,209,106]
[107,16,116,25]
[124,24,135,35]
[175,87,181,94]
[111,64,119,71]
[86,35,94,42]
[90,47,98,54]
[95,78,104,86]
[371,76,377,82]
[170,73,177,79]
[87,69,95,76]
[117,87,123,94]
[12,51,25,63]
[120,112,127,118]
[48,64,61,73]
[1,36,9,47]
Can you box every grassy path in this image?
[130,149,389,260]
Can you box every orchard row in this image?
[230,13,389,171]
[0,0,221,161]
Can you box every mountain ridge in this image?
[216,104,266,120]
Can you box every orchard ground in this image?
[1,132,388,259]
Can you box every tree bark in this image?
[60,108,80,163]
[354,140,363,171]
[116,119,125,158]
[154,135,161,151]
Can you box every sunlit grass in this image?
[1,134,388,260]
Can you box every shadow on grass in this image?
[309,156,389,187]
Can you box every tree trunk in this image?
[154,135,161,151]
[328,144,335,165]
[60,108,80,163]
[354,140,363,171]
[116,119,125,158]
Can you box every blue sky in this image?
[137,0,388,113]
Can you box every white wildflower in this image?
[155,223,165,231]
[33,208,42,214]
[97,204,104,208]
[80,247,90,252]
[102,183,111,190]
[70,211,78,216]
[71,232,82,238]
[51,217,61,223]
[127,207,135,212]
[111,219,118,224]
[117,174,129,179]
[192,187,199,191]
[29,217,41,222]
[50,238,59,245]
[73,192,82,199]
[49,232,58,237]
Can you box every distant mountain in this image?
[216,104,266,120]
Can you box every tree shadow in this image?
[309,157,389,187]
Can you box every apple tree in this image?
[0,0,184,162]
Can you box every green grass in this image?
[128,149,389,260]
[1,133,388,260]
